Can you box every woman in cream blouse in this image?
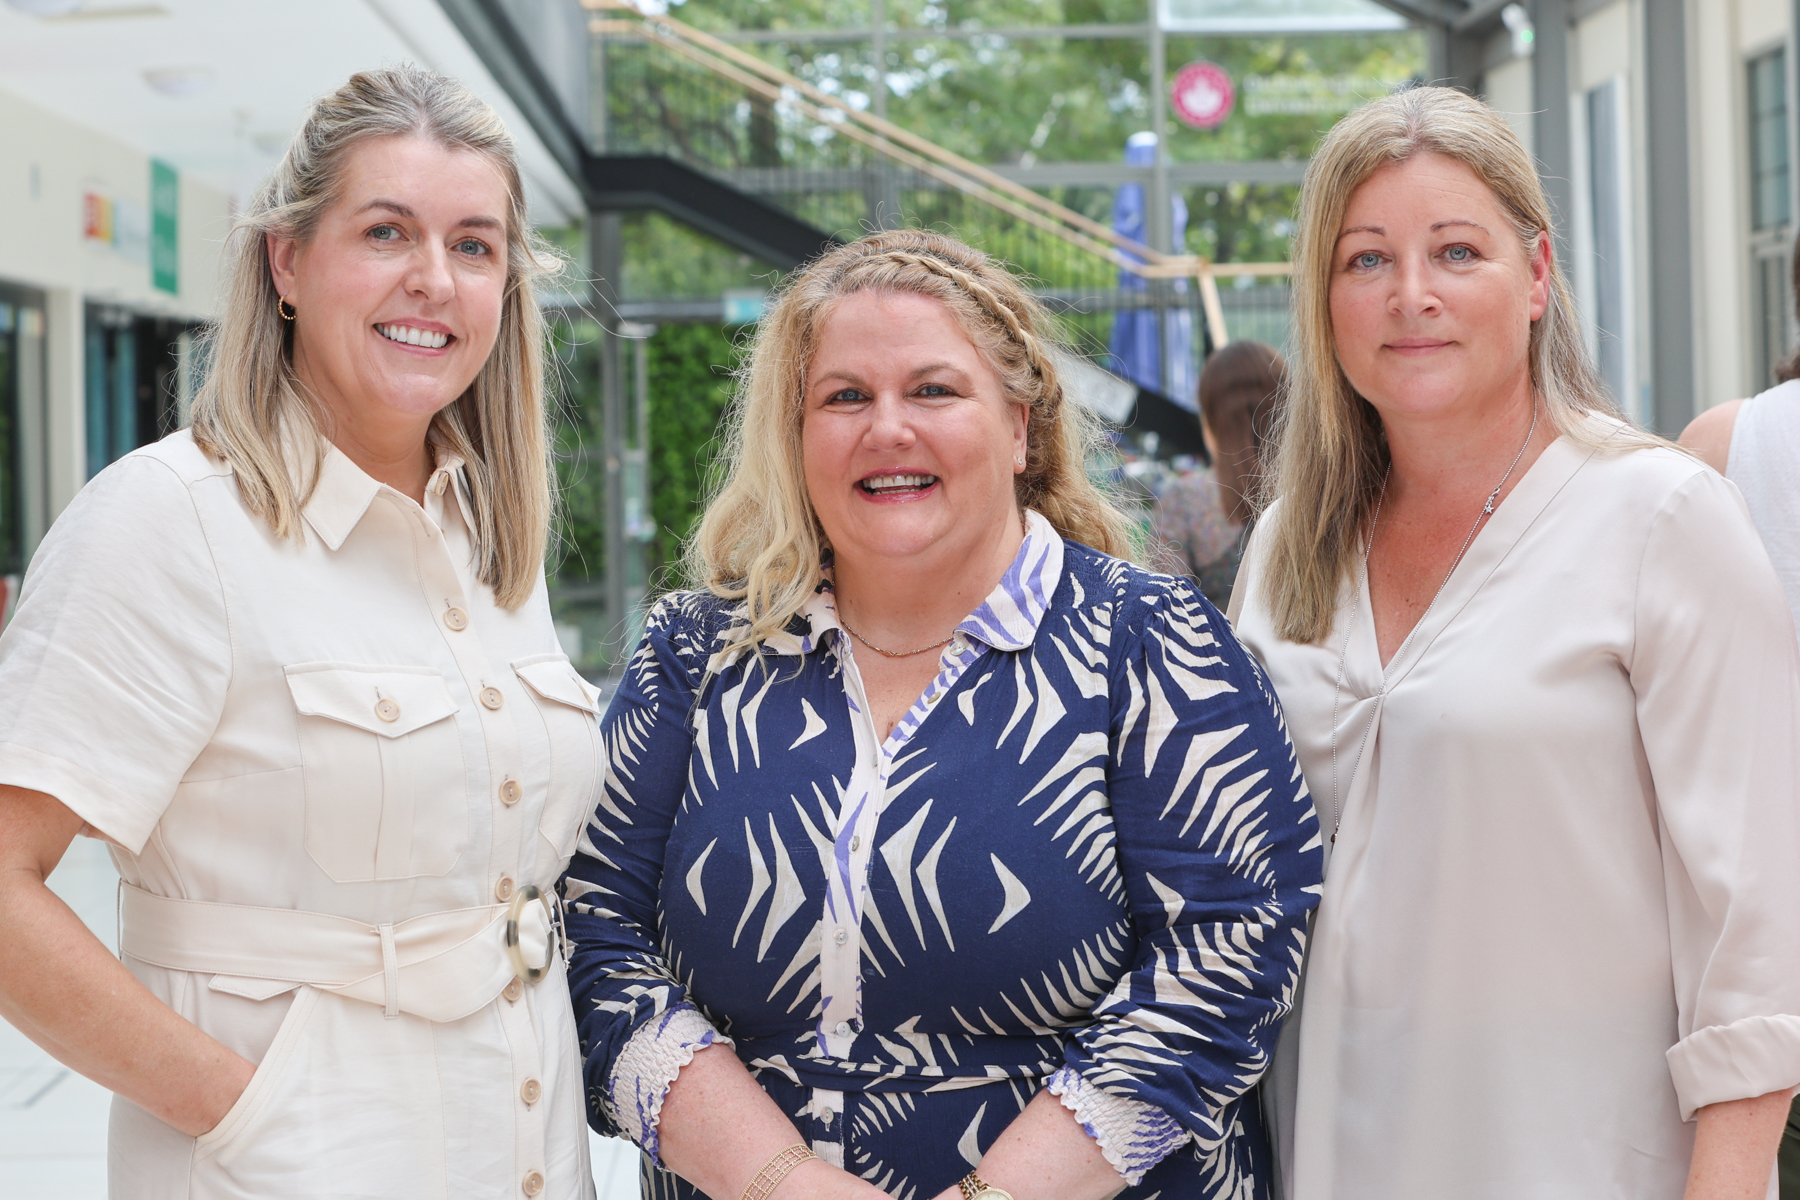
[1230,87,1800,1199]
[0,67,599,1199]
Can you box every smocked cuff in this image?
[1045,1066,1192,1185]
[606,1004,733,1164]
[1666,1013,1800,1120]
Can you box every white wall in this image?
[0,88,230,520]
[0,88,228,319]
[1569,0,1647,420]
[1739,0,1788,54]
[1556,0,1797,421]
[1485,57,1537,160]
[1690,0,1753,407]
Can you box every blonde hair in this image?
[1261,85,1660,644]
[190,64,560,609]
[690,228,1134,653]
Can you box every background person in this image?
[1228,86,1800,1199]
[1679,234,1800,1197]
[0,66,598,1199]
[1679,256,1800,638]
[562,229,1323,1200]
[1150,340,1286,606]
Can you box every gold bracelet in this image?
[742,1143,817,1200]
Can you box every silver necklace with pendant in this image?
[1325,401,1540,844]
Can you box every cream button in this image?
[496,876,515,902]
[481,686,504,710]
[444,607,468,631]
[503,978,524,1003]
[833,927,849,945]
[521,1078,542,1105]
[374,698,400,723]
[833,1021,851,1038]
[500,778,523,806]
[522,1170,544,1197]
[820,1107,834,1126]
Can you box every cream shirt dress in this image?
[0,430,602,1200]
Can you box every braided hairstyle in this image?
[689,228,1134,655]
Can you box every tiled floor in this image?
[0,836,644,1199]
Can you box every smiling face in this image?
[268,134,510,448]
[1328,151,1550,426]
[801,289,1028,574]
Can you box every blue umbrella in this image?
[1108,132,1196,409]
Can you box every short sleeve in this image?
[0,453,231,851]
[1630,469,1800,1117]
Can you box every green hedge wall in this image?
[643,322,742,591]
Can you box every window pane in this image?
[1748,48,1789,229]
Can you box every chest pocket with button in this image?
[511,655,601,860]
[284,663,470,882]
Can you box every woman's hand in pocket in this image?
[0,785,264,1139]
[195,1047,259,1137]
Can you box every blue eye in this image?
[1446,244,1475,262]
[457,238,489,256]
[369,224,400,241]
[1352,251,1381,269]
[826,388,867,404]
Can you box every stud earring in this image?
[277,296,296,321]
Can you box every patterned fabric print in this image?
[1046,1065,1190,1181]
[606,1005,731,1164]
[1148,469,1247,611]
[563,512,1323,1200]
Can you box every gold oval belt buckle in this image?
[504,884,556,984]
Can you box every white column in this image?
[43,287,85,520]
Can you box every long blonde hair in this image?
[190,64,561,609]
[1261,85,1658,644]
[690,228,1133,653]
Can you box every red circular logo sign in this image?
[1171,61,1235,130]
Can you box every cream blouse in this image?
[0,430,601,1200]
[1230,421,1800,1199]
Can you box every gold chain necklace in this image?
[1326,401,1540,844]
[837,614,956,659]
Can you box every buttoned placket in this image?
[414,467,548,1198]
[807,623,984,1162]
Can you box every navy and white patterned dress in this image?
[563,511,1323,1200]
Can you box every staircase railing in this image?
[584,0,1293,353]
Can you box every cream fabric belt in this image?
[118,883,557,1024]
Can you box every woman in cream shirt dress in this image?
[0,68,599,1200]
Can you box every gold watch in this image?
[957,1171,1015,1200]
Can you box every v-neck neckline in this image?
[1343,430,1597,697]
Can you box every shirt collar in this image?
[300,438,468,551]
[954,508,1063,651]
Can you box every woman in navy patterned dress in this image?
[562,230,1322,1200]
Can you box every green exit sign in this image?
[151,160,178,295]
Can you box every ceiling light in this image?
[5,0,85,14]
[143,66,214,98]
